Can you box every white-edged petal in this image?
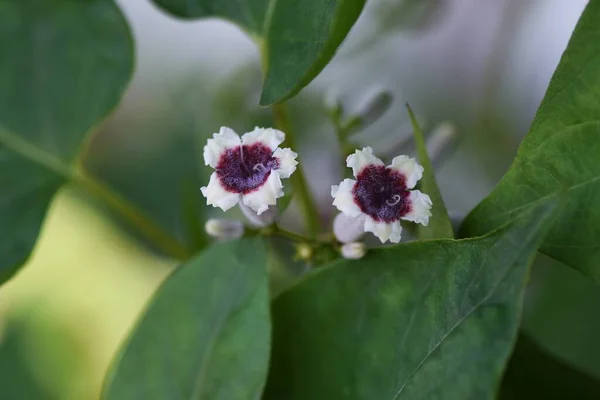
[272,148,298,179]
[346,147,384,177]
[200,172,240,211]
[241,127,285,150]
[401,190,432,226]
[331,179,361,218]
[364,217,402,244]
[389,155,424,189]
[242,170,284,215]
[203,127,241,168]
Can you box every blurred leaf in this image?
[0,0,133,284]
[103,238,271,400]
[0,318,56,400]
[259,0,366,105]
[406,104,453,239]
[461,0,600,282]
[264,198,557,399]
[499,334,600,399]
[150,0,270,35]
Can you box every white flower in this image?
[201,127,298,215]
[331,147,432,244]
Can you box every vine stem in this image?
[73,169,192,260]
[272,104,321,236]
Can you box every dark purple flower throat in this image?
[352,165,411,223]
[216,144,279,194]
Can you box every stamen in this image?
[239,146,252,174]
[386,194,402,206]
[253,163,267,173]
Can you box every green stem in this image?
[272,104,321,236]
[259,224,337,246]
[0,125,192,260]
[73,169,192,260]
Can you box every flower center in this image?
[352,165,411,222]
[216,143,279,194]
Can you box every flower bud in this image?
[333,213,365,243]
[239,203,278,227]
[351,87,393,130]
[341,242,367,260]
[324,87,343,114]
[426,122,458,167]
[205,219,244,240]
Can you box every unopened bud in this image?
[333,213,365,243]
[351,87,393,130]
[426,122,458,167]
[205,219,244,240]
[324,87,343,123]
[239,203,277,227]
[341,242,367,260]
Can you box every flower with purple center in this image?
[201,127,298,215]
[331,147,432,243]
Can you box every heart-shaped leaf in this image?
[264,198,557,399]
[461,0,600,282]
[0,0,134,284]
[103,238,271,400]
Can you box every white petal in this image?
[242,170,284,215]
[402,190,433,226]
[203,127,241,168]
[364,217,402,244]
[331,179,361,218]
[389,155,424,189]
[272,148,298,179]
[241,127,285,150]
[200,172,240,212]
[346,147,384,177]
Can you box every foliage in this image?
[1,0,600,399]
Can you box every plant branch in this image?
[73,169,192,260]
[272,104,321,236]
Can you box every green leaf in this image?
[406,104,453,239]
[460,0,600,282]
[259,0,366,105]
[263,198,557,399]
[500,334,600,400]
[103,238,271,400]
[0,317,56,400]
[0,0,134,284]
[150,0,270,35]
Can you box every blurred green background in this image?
[1,0,598,398]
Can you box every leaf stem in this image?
[73,169,192,260]
[272,104,321,236]
[258,224,337,246]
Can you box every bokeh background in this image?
[1,0,597,398]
